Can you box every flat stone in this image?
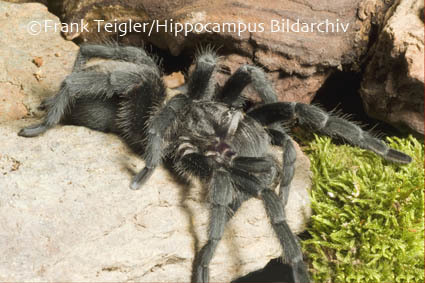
[0,119,311,282]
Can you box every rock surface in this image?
[55,0,372,69]
[0,1,78,123]
[39,0,392,104]
[215,54,329,104]
[2,0,47,4]
[0,119,311,282]
[360,0,424,135]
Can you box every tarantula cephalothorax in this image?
[19,44,412,282]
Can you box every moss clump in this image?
[302,135,424,283]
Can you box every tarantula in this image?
[18,44,412,283]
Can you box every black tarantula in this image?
[18,44,412,283]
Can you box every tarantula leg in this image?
[73,44,156,71]
[262,189,310,283]
[193,169,234,283]
[17,122,49,137]
[248,102,412,164]
[229,167,266,197]
[229,168,309,282]
[130,95,188,190]
[187,51,218,100]
[217,65,278,107]
[18,70,128,138]
[37,97,55,111]
[267,126,296,207]
[130,167,155,190]
[231,156,275,173]
[216,66,252,107]
[18,76,75,137]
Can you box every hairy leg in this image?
[217,65,278,107]
[19,64,157,138]
[229,166,309,282]
[262,189,310,283]
[17,72,108,137]
[231,156,275,173]
[187,51,218,100]
[248,102,412,163]
[73,44,156,71]
[267,126,297,206]
[64,96,120,133]
[192,169,235,283]
[130,94,188,190]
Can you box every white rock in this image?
[0,119,311,282]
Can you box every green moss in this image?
[302,135,424,283]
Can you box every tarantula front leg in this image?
[262,189,310,283]
[130,94,188,190]
[216,65,278,107]
[248,102,412,164]
[229,168,310,283]
[187,50,218,100]
[192,169,236,283]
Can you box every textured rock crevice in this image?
[360,0,424,134]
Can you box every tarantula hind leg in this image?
[216,65,278,108]
[18,70,116,138]
[18,122,49,137]
[248,102,412,164]
[74,44,156,71]
[18,80,73,137]
[19,94,68,137]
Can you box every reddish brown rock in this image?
[163,72,185,89]
[213,54,329,103]
[0,86,28,123]
[50,0,392,104]
[360,0,424,134]
[271,72,330,104]
[2,0,47,4]
[0,1,78,123]
[56,0,374,73]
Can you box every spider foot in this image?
[130,167,154,190]
[38,97,55,111]
[385,148,412,164]
[18,123,48,137]
[192,265,209,283]
[291,260,310,283]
